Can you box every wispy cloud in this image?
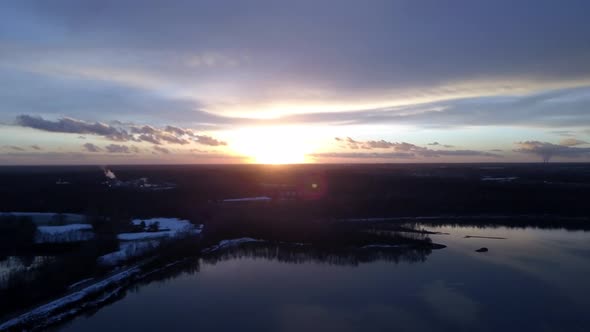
[82,143,102,153]
[333,137,499,159]
[559,138,588,147]
[514,141,590,162]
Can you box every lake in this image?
[56,224,590,332]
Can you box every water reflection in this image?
[54,225,590,332]
[203,242,433,266]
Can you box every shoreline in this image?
[0,237,443,331]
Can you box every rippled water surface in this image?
[58,225,590,332]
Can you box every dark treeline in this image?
[1,164,589,222]
[202,242,432,266]
[0,216,37,252]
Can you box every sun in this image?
[249,146,306,164]
[230,126,312,164]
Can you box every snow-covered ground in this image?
[202,237,264,253]
[0,266,140,331]
[222,196,272,203]
[98,241,160,266]
[0,212,86,225]
[35,224,94,243]
[117,218,203,241]
[98,218,203,266]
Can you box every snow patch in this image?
[97,241,160,266]
[67,278,94,290]
[98,218,202,266]
[117,218,202,241]
[0,266,140,331]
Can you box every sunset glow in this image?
[0,1,589,165]
[231,127,312,164]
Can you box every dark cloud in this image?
[6,146,25,152]
[131,125,191,145]
[164,125,192,136]
[16,115,131,140]
[515,141,590,162]
[137,134,161,145]
[334,137,498,158]
[82,143,102,153]
[194,135,227,146]
[152,146,170,154]
[15,115,225,146]
[105,144,139,154]
[30,145,42,150]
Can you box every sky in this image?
[1,0,590,164]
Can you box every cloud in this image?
[30,145,42,150]
[334,137,497,158]
[131,125,191,145]
[276,86,590,128]
[515,141,590,162]
[105,144,140,154]
[311,152,416,159]
[559,138,588,147]
[194,135,227,146]
[164,125,191,136]
[82,143,102,153]
[15,115,226,147]
[152,146,171,154]
[428,142,454,148]
[16,115,131,141]
[335,137,407,150]
[6,1,590,97]
[137,134,161,145]
[551,130,576,137]
[6,146,25,152]
[1,0,589,132]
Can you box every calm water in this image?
[58,225,590,332]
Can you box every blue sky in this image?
[1,0,590,164]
